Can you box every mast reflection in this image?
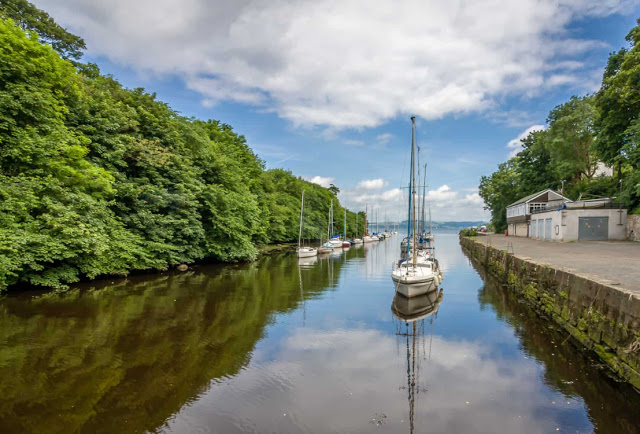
[392,288,444,434]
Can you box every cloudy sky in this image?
[35,0,640,221]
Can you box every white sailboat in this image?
[352,213,363,244]
[391,117,441,298]
[363,204,376,243]
[328,200,343,248]
[296,190,318,258]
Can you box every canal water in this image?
[0,232,639,433]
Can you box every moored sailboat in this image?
[296,190,318,258]
[391,117,441,297]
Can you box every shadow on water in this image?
[469,254,640,433]
[0,251,353,433]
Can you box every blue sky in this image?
[36,0,640,221]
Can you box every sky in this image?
[35,0,640,221]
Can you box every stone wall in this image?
[460,236,640,389]
[627,215,640,242]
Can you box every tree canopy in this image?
[0,10,359,291]
[0,0,85,59]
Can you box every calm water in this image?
[0,233,639,433]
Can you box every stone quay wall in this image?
[460,235,640,389]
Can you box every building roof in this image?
[507,189,569,208]
[508,189,548,207]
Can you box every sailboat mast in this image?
[298,190,305,248]
[421,163,427,236]
[344,210,346,240]
[330,200,333,238]
[406,118,414,258]
[411,116,417,268]
[417,147,421,235]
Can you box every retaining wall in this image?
[628,215,640,242]
[460,236,640,389]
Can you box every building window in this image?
[529,203,547,213]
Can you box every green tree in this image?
[478,160,521,232]
[546,95,598,181]
[0,0,85,59]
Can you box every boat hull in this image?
[392,277,436,298]
[317,247,333,254]
[296,248,318,258]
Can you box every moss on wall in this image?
[460,235,640,389]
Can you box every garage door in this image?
[545,218,552,240]
[578,217,608,241]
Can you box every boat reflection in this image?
[392,287,443,321]
[391,288,444,434]
[297,255,318,267]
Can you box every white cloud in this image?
[306,175,334,188]
[167,327,560,433]
[355,178,387,190]
[34,0,634,129]
[507,125,546,157]
[375,133,393,145]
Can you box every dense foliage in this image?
[0,11,362,290]
[480,19,640,231]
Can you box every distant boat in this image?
[318,242,334,254]
[352,214,363,244]
[296,190,317,258]
[342,213,351,247]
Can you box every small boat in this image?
[318,242,334,254]
[296,190,317,258]
[330,238,343,248]
[352,238,363,244]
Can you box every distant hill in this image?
[370,221,488,230]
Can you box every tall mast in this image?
[356,213,358,237]
[421,163,427,235]
[365,204,367,236]
[331,200,334,238]
[411,116,417,268]
[406,118,414,258]
[298,190,305,248]
[344,210,346,240]
[417,147,421,235]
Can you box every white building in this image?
[529,199,627,241]
[506,189,570,237]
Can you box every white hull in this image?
[352,238,364,244]
[296,247,318,258]
[391,275,436,298]
[363,236,376,243]
[329,240,343,248]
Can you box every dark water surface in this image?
[1,233,639,433]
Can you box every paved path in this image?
[473,234,640,294]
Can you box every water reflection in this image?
[391,288,444,434]
[0,234,637,433]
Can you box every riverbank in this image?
[460,235,640,390]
